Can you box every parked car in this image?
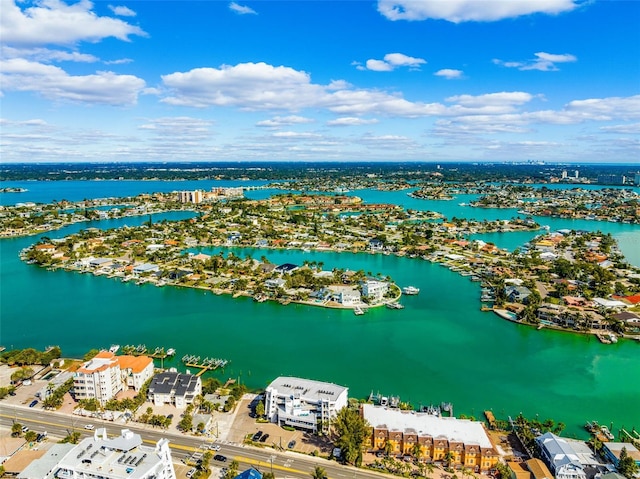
[28,399,38,408]
[214,454,227,462]
[260,433,269,443]
[252,431,263,441]
[21,426,29,433]
[186,468,197,478]
[288,440,296,449]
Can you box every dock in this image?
[484,410,497,429]
[181,354,229,376]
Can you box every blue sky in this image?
[1,0,639,163]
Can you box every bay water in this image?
[1,180,639,438]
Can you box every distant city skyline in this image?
[1,0,639,163]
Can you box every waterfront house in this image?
[361,280,389,303]
[117,355,154,392]
[369,239,384,251]
[274,263,299,274]
[535,432,587,479]
[148,371,202,409]
[265,278,286,289]
[264,376,348,434]
[363,404,499,472]
[602,443,640,468]
[505,285,532,304]
[133,263,160,275]
[327,285,362,306]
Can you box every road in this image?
[0,405,384,479]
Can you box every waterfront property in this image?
[264,376,349,434]
[362,404,499,472]
[536,432,587,479]
[602,443,640,468]
[73,351,155,405]
[148,371,202,409]
[17,428,176,479]
[73,351,123,405]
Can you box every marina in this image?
[181,354,229,376]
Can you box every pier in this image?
[120,344,175,359]
[181,354,229,376]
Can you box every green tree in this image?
[11,423,23,437]
[179,414,193,432]
[255,400,265,418]
[333,407,370,466]
[617,447,639,479]
[25,430,37,443]
[312,466,327,479]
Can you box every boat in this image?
[386,302,404,309]
[402,286,420,295]
[166,348,176,356]
[600,426,615,441]
[354,306,365,315]
[109,344,120,354]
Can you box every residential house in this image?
[148,372,202,409]
[361,280,389,303]
[536,432,587,479]
[602,443,640,468]
[525,458,553,479]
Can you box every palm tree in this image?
[312,466,327,479]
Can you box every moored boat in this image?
[402,286,420,295]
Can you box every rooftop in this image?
[362,404,493,449]
[267,376,348,402]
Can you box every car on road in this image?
[260,433,269,443]
[186,468,197,478]
[84,424,95,430]
[28,399,38,408]
[252,431,263,441]
[214,454,227,462]
[207,444,221,451]
[288,440,296,449]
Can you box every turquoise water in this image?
[1,181,639,438]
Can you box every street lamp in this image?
[269,454,276,476]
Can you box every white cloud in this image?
[256,115,314,127]
[326,117,379,126]
[138,117,214,140]
[108,4,136,17]
[2,45,99,63]
[434,69,463,79]
[361,53,426,71]
[272,131,321,139]
[0,57,146,105]
[1,0,147,45]
[600,123,640,134]
[161,61,444,117]
[493,52,577,71]
[229,2,257,15]
[104,58,133,65]
[377,0,579,22]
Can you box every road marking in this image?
[234,455,304,474]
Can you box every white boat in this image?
[109,345,120,354]
[402,286,420,295]
[166,348,176,356]
[386,302,404,309]
[354,306,365,315]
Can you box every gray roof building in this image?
[148,371,202,409]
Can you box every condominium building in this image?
[264,376,349,434]
[118,355,155,392]
[73,351,122,405]
[148,371,202,408]
[179,190,204,204]
[361,280,389,303]
[363,404,499,472]
[18,428,176,479]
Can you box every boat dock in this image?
[120,344,175,359]
[181,354,229,376]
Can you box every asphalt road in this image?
[0,405,385,479]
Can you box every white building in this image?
[19,428,176,479]
[327,285,362,306]
[536,432,587,479]
[179,190,204,204]
[264,376,348,434]
[361,280,389,303]
[73,351,122,405]
[118,355,155,392]
[148,371,202,409]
